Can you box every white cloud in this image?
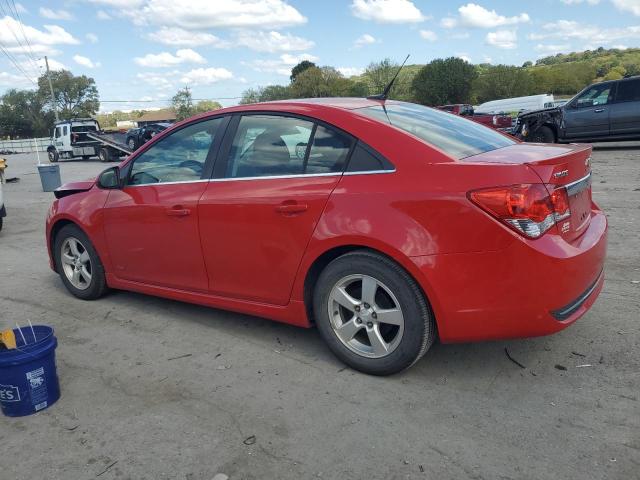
[73,55,101,68]
[534,43,572,55]
[350,0,426,23]
[612,0,640,16]
[234,30,314,52]
[89,0,145,7]
[248,53,319,76]
[86,33,99,43]
[136,71,179,91]
[0,71,31,88]
[0,16,79,55]
[354,33,377,47]
[39,8,73,20]
[443,3,529,28]
[337,66,365,77]
[14,3,27,14]
[456,53,471,62]
[96,10,112,20]
[145,27,229,47]
[134,49,206,67]
[180,67,233,85]
[139,0,307,29]
[419,30,437,41]
[528,20,640,44]
[486,29,517,49]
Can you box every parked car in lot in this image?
[46,98,607,375]
[125,123,172,151]
[436,104,513,131]
[515,76,640,143]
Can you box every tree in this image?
[171,86,194,121]
[37,70,99,119]
[0,89,54,137]
[473,65,534,103]
[195,100,222,113]
[412,57,478,105]
[290,60,317,82]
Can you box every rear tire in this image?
[53,224,108,300]
[313,250,435,375]
[99,148,110,162]
[127,138,136,150]
[529,125,555,143]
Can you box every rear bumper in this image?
[411,206,608,343]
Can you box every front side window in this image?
[615,79,640,103]
[128,117,223,186]
[357,102,515,160]
[575,84,612,108]
[225,115,352,179]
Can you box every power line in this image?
[8,0,40,70]
[0,41,38,86]
[0,0,40,78]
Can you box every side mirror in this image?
[97,167,121,189]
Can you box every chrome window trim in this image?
[126,178,210,188]
[343,169,396,176]
[123,168,397,186]
[211,172,342,182]
[565,172,592,196]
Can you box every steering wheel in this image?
[179,160,204,175]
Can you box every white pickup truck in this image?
[47,118,102,162]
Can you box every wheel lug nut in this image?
[366,322,373,328]
[363,303,370,309]
[355,305,360,312]
[372,312,377,319]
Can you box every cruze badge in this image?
[554,170,569,178]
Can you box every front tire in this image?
[529,125,555,143]
[48,149,59,163]
[313,250,435,375]
[53,224,108,300]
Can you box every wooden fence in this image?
[0,137,50,153]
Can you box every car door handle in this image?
[276,203,308,215]
[166,206,191,217]
[594,108,605,113]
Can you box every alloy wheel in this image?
[60,237,92,290]
[328,274,405,358]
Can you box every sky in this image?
[1,0,640,112]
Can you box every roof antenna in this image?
[367,54,410,101]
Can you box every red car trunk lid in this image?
[466,143,593,242]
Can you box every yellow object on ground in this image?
[0,158,6,171]
[0,329,17,349]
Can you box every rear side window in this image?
[225,115,353,178]
[357,102,516,160]
[346,143,395,172]
[615,79,640,103]
[306,125,352,174]
[63,126,68,136]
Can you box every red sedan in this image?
[46,98,607,375]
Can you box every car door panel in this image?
[198,176,340,305]
[610,79,640,135]
[104,182,210,291]
[563,83,613,139]
[102,117,226,291]
[198,113,353,306]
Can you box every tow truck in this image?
[47,118,132,163]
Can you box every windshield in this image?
[356,102,515,159]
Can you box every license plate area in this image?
[566,173,592,234]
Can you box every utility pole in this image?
[44,56,59,122]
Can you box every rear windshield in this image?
[357,102,515,159]
[71,125,97,132]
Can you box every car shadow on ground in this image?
[97,286,548,383]
[591,143,640,151]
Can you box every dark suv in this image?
[125,123,172,150]
[515,76,640,143]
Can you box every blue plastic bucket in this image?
[0,325,60,417]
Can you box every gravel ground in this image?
[0,145,638,480]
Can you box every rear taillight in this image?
[469,184,571,238]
